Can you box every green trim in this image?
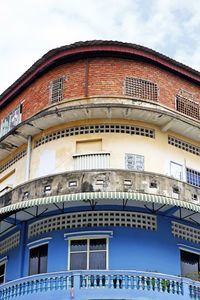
[0,192,200,215]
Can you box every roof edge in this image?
[1,40,200,106]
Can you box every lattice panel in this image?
[28,211,157,238]
[172,222,200,244]
[124,77,159,102]
[0,231,20,255]
[176,95,199,120]
[168,136,200,156]
[34,124,155,148]
[0,150,26,174]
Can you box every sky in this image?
[1,0,200,94]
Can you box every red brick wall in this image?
[1,57,200,122]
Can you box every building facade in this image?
[0,40,200,300]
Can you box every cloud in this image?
[1,0,200,94]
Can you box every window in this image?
[186,168,200,187]
[69,238,107,270]
[176,95,199,120]
[50,77,64,103]
[29,244,48,275]
[0,263,5,284]
[124,77,158,102]
[0,105,22,137]
[125,153,144,171]
[181,250,200,280]
[170,162,183,180]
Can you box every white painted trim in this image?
[73,151,110,157]
[64,230,113,239]
[67,236,109,271]
[27,237,52,249]
[178,244,200,255]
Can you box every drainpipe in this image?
[84,59,89,98]
[25,135,32,181]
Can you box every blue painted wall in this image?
[1,206,200,284]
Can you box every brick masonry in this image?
[0,56,200,122]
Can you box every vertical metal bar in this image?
[25,135,32,181]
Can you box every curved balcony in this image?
[1,169,199,206]
[0,96,199,161]
[0,170,199,231]
[0,270,199,300]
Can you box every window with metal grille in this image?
[125,153,144,171]
[186,168,200,187]
[0,105,22,137]
[69,238,107,270]
[28,211,157,238]
[29,244,48,275]
[176,95,199,120]
[50,77,64,103]
[172,221,200,244]
[168,136,200,157]
[34,124,155,148]
[124,77,158,102]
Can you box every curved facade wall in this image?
[0,41,199,300]
[1,56,200,122]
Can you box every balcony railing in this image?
[0,270,186,300]
[79,271,183,295]
[73,152,110,170]
[1,270,200,299]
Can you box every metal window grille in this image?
[0,231,20,255]
[186,168,200,187]
[50,77,64,103]
[172,222,200,244]
[124,77,159,102]
[125,153,144,171]
[34,124,155,148]
[0,150,27,174]
[28,211,157,238]
[168,136,200,157]
[176,95,199,120]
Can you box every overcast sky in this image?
[1,0,200,94]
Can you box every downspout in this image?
[25,135,32,181]
[84,59,89,98]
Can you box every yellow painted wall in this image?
[1,120,199,189]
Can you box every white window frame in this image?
[170,161,183,181]
[68,236,109,271]
[125,153,144,171]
